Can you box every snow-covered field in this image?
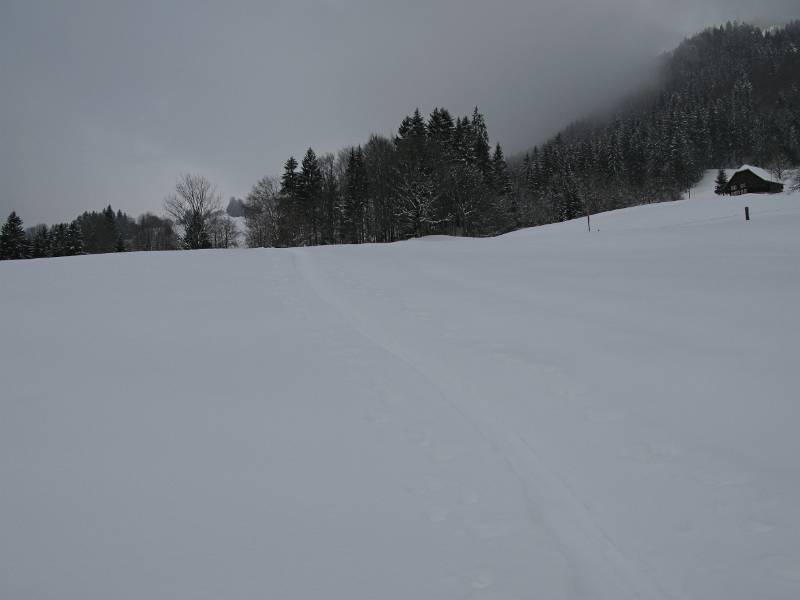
[2,172,799,600]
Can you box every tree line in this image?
[238,21,800,248]
[0,198,242,260]
[3,21,800,260]
[238,107,515,249]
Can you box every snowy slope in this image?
[1,173,799,600]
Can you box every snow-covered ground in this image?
[1,172,799,599]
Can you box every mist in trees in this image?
[232,23,799,249]
[4,21,798,261]
[508,22,800,225]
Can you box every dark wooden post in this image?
[745,206,750,221]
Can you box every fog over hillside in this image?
[1,0,798,223]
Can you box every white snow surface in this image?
[2,172,799,600]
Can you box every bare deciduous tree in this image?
[164,174,222,249]
[135,213,178,251]
[244,176,280,248]
[768,154,791,181]
[208,213,240,248]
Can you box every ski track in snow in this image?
[291,247,669,600]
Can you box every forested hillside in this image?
[2,21,799,260]
[514,21,800,224]
[245,21,800,246]
[243,107,513,248]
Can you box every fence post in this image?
[745,206,750,221]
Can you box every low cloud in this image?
[1,0,797,222]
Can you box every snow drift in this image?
[1,172,799,599]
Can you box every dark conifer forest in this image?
[2,21,799,260]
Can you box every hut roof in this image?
[731,165,783,185]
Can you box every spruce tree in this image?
[427,108,454,147]
[714,169,729,195]
[101,205,119,252]
[67,221,84,255]
[50,223,69,257]
[0,212,29,260]
[491,144,512,197]
[277,156,299,246]
[470,107,491,175]
[30,225,50,258]
[344,147,368,244]
[183,213,211,250]
[299,148,323,245]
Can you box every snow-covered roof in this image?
[732,165,783,185]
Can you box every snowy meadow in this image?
[2,173,799,599]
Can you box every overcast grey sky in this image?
[1,1,797,223]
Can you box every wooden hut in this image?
[723,166,784,195]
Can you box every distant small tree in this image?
[0,212,29,260]
[792,171,800,193]
[714,169,729,195]
[164,174,221,250]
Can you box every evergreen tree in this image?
[491,144,512,197]
[277,156,299,246]
[49,223,69,257]
[182,213,211,250]
[67,221,84,255]
[343,147,368,244]
[298,148,323,245]
[427,108,455,148]
[0,212,29,260]
[714,169,729,195]
[29,225,51,258]
[102,205,119,252]
[470,107,491,172]
[490,144,513,231]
